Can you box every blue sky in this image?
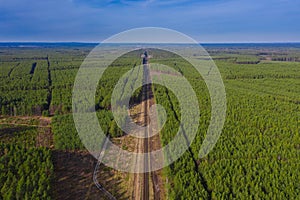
[0,0,299,42]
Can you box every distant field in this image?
[0,43,299,199]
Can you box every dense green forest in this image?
[0,144,53,199]
[151,52,300,199]
[0,44,299,199]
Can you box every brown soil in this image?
[150,69,181,77]
[52,150,130,200]
[51,150,104,200]
[36,117,53,148]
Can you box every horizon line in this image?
[0,41,300,44]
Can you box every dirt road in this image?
[132,61,164,200]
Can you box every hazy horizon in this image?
[0,41,300,44]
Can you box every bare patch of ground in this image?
[36,117,53,148]
[52,150,103,200]
[0,115,48,127]
[52,150,130,200]
[150,69,181,77]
